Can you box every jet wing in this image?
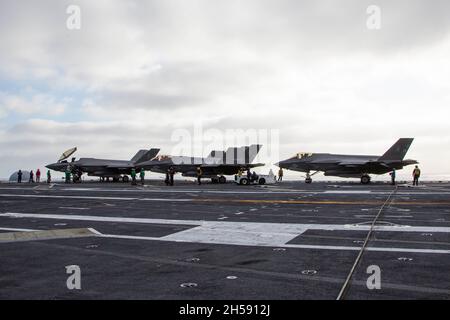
[201,163,264,169]
[311,160,340,164]
[337,160,372,167]
[337,160,390,169]
[105,164,134,169]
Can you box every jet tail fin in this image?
[246,144,262,163]
[378,138,414,161]
[224,144,262,164]
[204,145,262,164]
[205,150,224,164]
[133,148,160,163]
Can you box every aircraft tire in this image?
[258,178,266,185]
[122,175,129,183]
[305,178,312,184]
[361,175,371,184]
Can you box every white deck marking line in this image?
[92,232,450,254]
[87,228,103,236]
[2,212,450,253]
[2,193,450,206]
[0,194,137,200]
[3,212,450,233]
[0,193,192,202]
[324,191,371,194]
[0,212,200,225]
[59,207,90,210]
[354,215,414,218]
[283,244,450,254]
[139,198,193,202]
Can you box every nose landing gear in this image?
[360,174,371,184]
[305,172,312,184]
[304,171,317,183]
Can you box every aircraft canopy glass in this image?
[153,154,172,161]
[293,152,312,159]
[58,147,77,162]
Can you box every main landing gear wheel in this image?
[218,176,226,184]
[361,175,371,184]
[305,177,312,184]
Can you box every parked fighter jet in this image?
[46,147,160,182]
[139,144,264,183]
[276,138,418,184]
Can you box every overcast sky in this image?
[1,0,449,180]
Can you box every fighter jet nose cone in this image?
[276,160,287,168]
[46,163,57,170]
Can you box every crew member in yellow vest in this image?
[278,168,284,182]
[412,165,421,186]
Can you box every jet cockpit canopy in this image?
[153,154,172,161]
[293,152,313,160]
[58,147,77,162]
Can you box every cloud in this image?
[0,91,67,116]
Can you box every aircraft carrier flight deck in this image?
[0,180,449,299]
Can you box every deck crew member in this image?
[65,167,71,183]
[251,171,258,182]
[196,166,202,185]
[278,168,283,182]
[131,168,137,185]
[17,170,22,183]
[165,170,170,186]
[140,168,145,185]
[168,166,175,186]
[412,165,421,186]
[389,168,396,185]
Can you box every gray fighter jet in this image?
[139,144,264,183]
[46,147,160,182]
[276,138,418,184]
